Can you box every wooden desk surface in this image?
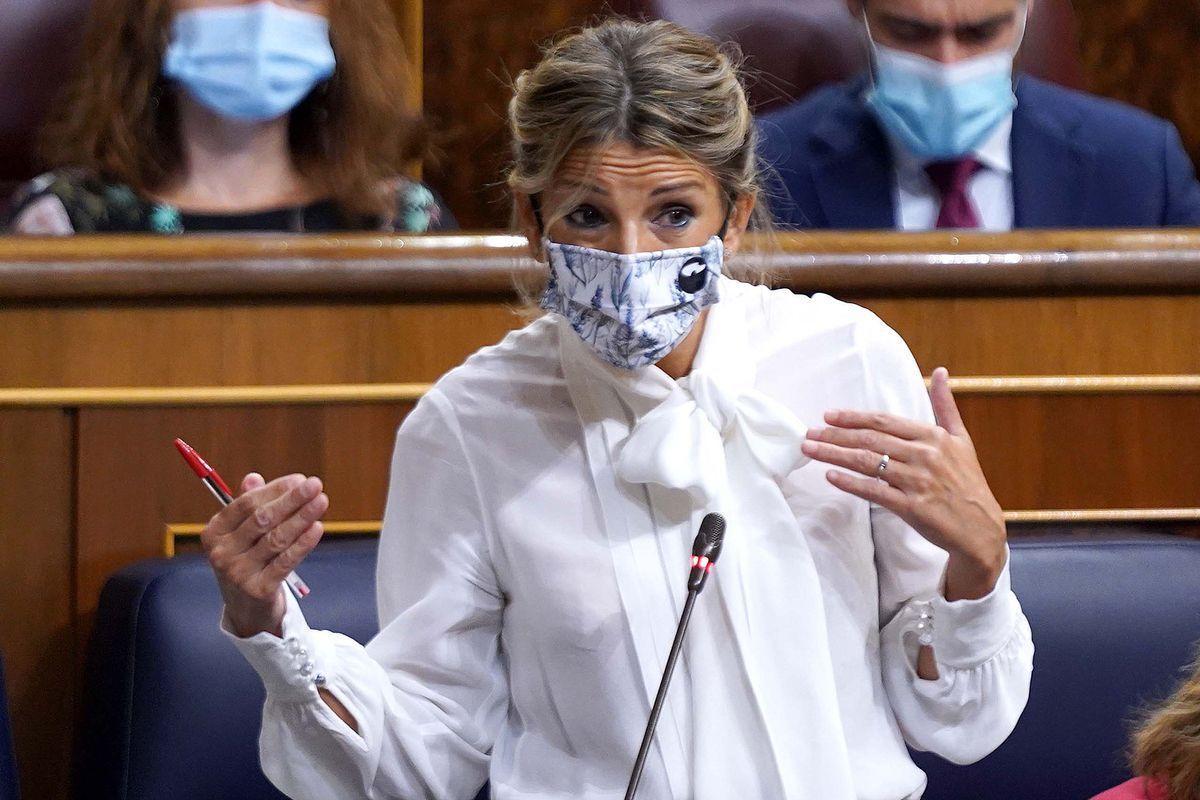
[3,229,1200,300]
[4,230,1200,389]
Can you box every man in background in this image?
[759,0,1200,229]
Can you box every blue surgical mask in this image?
[540,237,724,370]
[163,1,336,123]
[864,10,1026,159]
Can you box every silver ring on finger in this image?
[876,453,891,480]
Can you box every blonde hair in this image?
[1131,651,1200,800]
[506,18,771,239]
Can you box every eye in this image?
[565,204,607,229]
[959,22,1004,45]
[654,205,695,229]
[887,22,930,44]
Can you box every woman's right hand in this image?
[202,472,330,638]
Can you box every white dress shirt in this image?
[889,116,1015,231]
[224,279,1034,800]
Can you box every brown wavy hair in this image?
[39,0,426,218]
[1132,651,1200,800]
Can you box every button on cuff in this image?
[220,587,333,702]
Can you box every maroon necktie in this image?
[925,158,983,229]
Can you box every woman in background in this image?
[1091,652,1200,800]
[5,0,452,234]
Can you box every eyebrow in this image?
[955,11,1016,33]
[650,181,705,197]
[556,180,609,197]
[879,10,1014,35]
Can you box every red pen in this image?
[174,438,311,599]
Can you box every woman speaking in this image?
[205,19,1033,799]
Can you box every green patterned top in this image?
[3,169,456,234]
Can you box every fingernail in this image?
[801,440,816,455]
[301,477,321,499]
[806,427,823,439]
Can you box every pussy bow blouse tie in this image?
[615,367,810,507]
[607,354,860,797]
[561,305,878,797]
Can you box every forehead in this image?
[868,0,1021,24]
[555,141,719,193]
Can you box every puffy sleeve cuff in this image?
[880,546,1034,764]
[220,587,334,704]
[927,549,1020,668]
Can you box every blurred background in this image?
[1,0,1198,228]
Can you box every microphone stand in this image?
[624,512,725,800]
[624,588,699,800]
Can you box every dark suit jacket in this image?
[758,74,1200,228]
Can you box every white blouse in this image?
[226,279,1034,800]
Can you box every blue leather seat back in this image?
[76,539,381,800]
[916,533,1200,800]
[0,654,19,800]
[79,533,1200,800]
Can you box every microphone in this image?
[624,512,727,800]
[688,512,726,592]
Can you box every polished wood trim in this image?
[3,375,1199,408]
[0,233,533,301]
[164,520,383,556]
[0,384,432,408]
[943,375,1200,394]
[8,230,1200,301]
[1004,508,1200,524]
[163,509,1200,554]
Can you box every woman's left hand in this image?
[800,367,1007,601]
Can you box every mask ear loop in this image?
[1008,4,1031,91]
[529,193,545,236]
[717,196,735,241]
[861,9,882,94]
[528,193,551,264]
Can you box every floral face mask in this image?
[540,236,724,370]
